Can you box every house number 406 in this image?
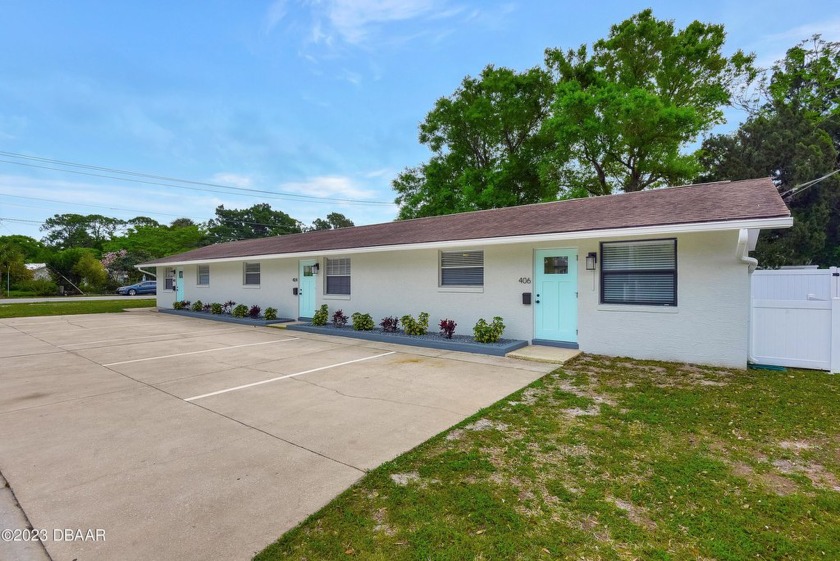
[518,277,531,284]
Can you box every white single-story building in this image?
[139,178,792,368]
[25,263,51,280]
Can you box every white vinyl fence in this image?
[750,267,839,373]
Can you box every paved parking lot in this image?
[0,310,552,561]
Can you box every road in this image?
[0,295,154,304]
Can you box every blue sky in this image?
[1,1,838,241]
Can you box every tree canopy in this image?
[205,203,303,244]
[392,10,755,216]
[699,36,840,267]
[310,212,355,231]
[40,213,129,250]
[393,65,557,219]
[544,9,755,195]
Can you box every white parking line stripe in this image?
[60,328,241,348]
[102,338,298,366]
[184,351,396,402]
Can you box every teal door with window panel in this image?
[534,249,578,343]
[175,267,184,302]
[298,260,317,319]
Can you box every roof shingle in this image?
[144,178,790,265]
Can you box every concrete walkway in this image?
[507,345,581,364]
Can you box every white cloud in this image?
[364,167,392,178]
[279,175,380,200]
[211,172,254,189]
[748,17,840,68]
[326,0,445,44]
[262,0,288,34]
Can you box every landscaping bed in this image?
[159,308,294,326]
[286,323,528,356]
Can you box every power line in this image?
[0,151,396,206]
[0,192,207,222]
[0,217,42,225]
[780,169,840,199]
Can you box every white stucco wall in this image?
[153,228,751,368]
[578,230,750,368]
[156,260,300,317]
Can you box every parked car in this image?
[116,281,157,296]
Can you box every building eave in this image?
[137,216,793,268]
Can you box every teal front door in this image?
[534,249,578,343]
[175,267,184,302]
[298,260,317,319]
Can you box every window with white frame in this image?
[243,262,260,286]
[197,265,210,286]
[164,268,175,290]
[440,250,484,286]
[600,239,677,306]
[325,258,351,295]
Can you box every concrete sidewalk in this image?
[0,295,153,304]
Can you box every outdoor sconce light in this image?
[312,262,320,274]
[585,252,597,271]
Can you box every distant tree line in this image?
[0,207,354,296]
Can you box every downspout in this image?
[738,228,760,366]
[736,229,758,273]
[136,267,157,279]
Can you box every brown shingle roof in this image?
[143,177,790,265]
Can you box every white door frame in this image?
[298,259,317,319]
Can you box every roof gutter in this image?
[138,216,794,268]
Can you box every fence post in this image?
[833,268,840,374]
[832,298,840,374]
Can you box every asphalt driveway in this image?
[0,310,552,561]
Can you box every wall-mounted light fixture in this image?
[585,252,597,271]
[312,262,320,274]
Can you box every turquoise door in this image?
[175,267,184,302]
[534,249,578,343]
[298,260,317,319]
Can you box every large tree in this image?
[40,213,124,250]
[310,212,355,231]
[104,222,207,258]
[0,239,32,294]
[0,235,51,262]
[393,65,557,218]
[699,36,840,267]
[205,203,302,244]
[544,9,755,196]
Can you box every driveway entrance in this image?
[0,311,551,561]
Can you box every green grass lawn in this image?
[256,355,840,561]
[0,298,156,318]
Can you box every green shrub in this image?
[312,304,329,326]
[173,300,191,310]
[264,307,277,320]
[190,300,204,312]
[210,302,223,315]
[19,278,58,296]
[473,316,505,343]
[232,304,249,318]
[351,312,374,331]
[401,312,430,335]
